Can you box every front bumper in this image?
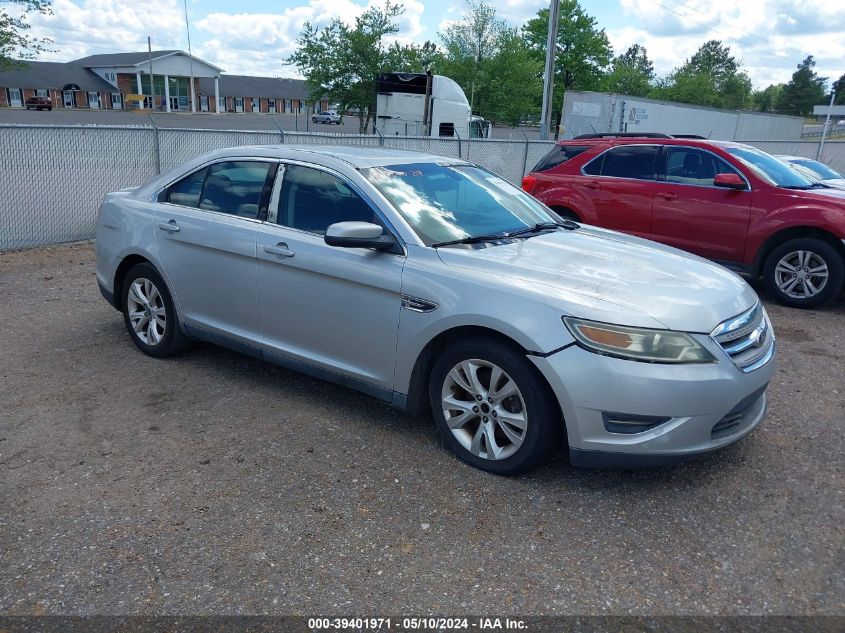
[529,337,776,468]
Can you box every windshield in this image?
[362,163,558,246]
[726,146,815,188]
[791,158,842,181]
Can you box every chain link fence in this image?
[2,123,844,251]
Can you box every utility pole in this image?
[147,36,154,111]
[183,0,197,113]
[817,89,836,161]
[538,0,561,140]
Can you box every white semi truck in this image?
[375,71,491,139]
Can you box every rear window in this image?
[583,145,659,180]
[532,145,591,173]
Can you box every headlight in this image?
[563,317,717,364]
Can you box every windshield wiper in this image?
[432,221,576,248]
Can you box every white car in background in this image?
[312,110,341,125]
[777,155,845,191]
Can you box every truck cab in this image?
[375,72,489,139]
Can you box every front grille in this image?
[711,303,775,372]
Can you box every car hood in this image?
[821,179,845,191]
[436,226,757,333]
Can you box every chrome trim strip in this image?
[740,340,776,373]
[710,302,760,339]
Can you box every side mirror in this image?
[714,173,747,190]
[324,221,395,251]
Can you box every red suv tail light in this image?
[522,174,537,193]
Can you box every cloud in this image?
[193,0,425,77]
[23,0,188,61]
[612,0,845,88]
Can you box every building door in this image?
[218,96,225,113]
[251,98,259,113]
[200,96,208,112]
[63,91,74,108]
[8,88,22,107]
[168,96,179,111]
[268,99,276,113]
[111,92,122,109]
[284,99,292,113]
[87,92,101,109]
[235,97,243,113]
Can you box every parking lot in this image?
[1,241,843,615]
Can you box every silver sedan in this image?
[96,146,776,474]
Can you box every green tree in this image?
[605,44,654,96]
[288,2,411,133]
[776,55,827,116]
[481,30,543,124]
[831,72,845,105]
[384,40,437,73]
[436,0,505,115]
[522,1,612,125]
[651,40,751,109]
[1,0,52,69]
[751,83,785,112]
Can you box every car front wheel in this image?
[429,338,563,475]
[762,238,844,308]
[121,263,190,357]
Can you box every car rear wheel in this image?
[762,238,844,308]
[122,263,190,357]
[429,338,563,475]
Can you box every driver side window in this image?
[276,165,380,234]
[662,147,740,187]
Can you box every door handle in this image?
[263,243,295,258]
[657,192,679,201]
[584,180,601,190]
[158,220,180,233]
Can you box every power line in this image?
[645,0,812,62]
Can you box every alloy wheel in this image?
[126,277,166,345]
[440,359,528,461]
[774,250,829,299]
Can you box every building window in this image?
[35,89,48,97]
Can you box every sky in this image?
[19,0,845,90]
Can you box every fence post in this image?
[274,117,285,144]
[148,114,161,174]
[455,130,462,159]
[375,127,384,147]
[521,128,530,178]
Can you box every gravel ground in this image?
[1,242,843,616]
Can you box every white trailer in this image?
[375,72,490,139]
[562,90,804,141]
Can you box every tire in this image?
[312,117,317,123]
[47,107,52,111]
[762,237,844,308]
[121,263,190,358]
[429,337,564,475]
[553,207,580,222]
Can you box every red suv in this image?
[25,96,52,111]
[522,134,845,308]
